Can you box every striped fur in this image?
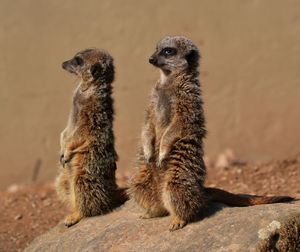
[56,49,126,227]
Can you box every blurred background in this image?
[1,0,300,189]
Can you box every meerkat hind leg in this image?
[64,186,83,227]
[162,186,187,231]
[131,164,168,218]
[63,168,85,227]
[55,169,71,205]
[163,166,206,231]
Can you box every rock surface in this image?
[25,200,300,252]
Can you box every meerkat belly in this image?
[154,96,168,123]
[153,90,176,155]
[154,88,173,125]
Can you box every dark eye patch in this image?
[74,56,83,66]
[160,47,177,57]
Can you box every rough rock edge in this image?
[25,201,300,252]
[257,213,300,252]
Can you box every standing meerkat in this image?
[130,36,293,231]
[56,48,126,227]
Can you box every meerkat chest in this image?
[69,85,94,127]
[153,88,173,127]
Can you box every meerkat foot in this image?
[139,208,168,219]
[139,212,157,219]
[64,212,82,227]
[139,213,152,219]
[169,216,186,231]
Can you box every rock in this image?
[25,200,300,252]
[7,184,22,193]
[14,214,23,220]
[215,149,236,169]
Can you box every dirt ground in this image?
[1,155,299,252]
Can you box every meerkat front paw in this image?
[59,154,65,167]
[62,150,73,166]
[59,153,71,168]
[64,212,82,227]
[143,147,154,164]
[157,152,167,167]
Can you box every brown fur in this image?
[130,36,293,231]
[130,36,208,231]
[205,188,293,207]
[56,48,127,227]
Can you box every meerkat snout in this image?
[62,55,84,75]
[148,56,157,65]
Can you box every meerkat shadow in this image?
[192,193,258,223]
[192,193,296,224]
[192,202,228,223]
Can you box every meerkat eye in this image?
[74,56,83,66]
[161,48,177,57]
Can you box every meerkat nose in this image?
[149,56,157,65]
[62,61,68,69]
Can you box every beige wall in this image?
[0,0,300,189]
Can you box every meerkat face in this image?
[62,48,114,83]
[149,36,200,75]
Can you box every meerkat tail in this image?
[205,187,294,206]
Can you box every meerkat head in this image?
[149,36,200,76]
[62,48,114,84]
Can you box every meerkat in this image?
[56,48,127,227]
[130,36,293,231]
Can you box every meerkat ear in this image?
[186,50,199,67]
[90,63,102,79]
[104,61,115,83]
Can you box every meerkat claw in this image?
[144,155,152,164]
[139,213,153,219]
[64,213,81,227]
[143,150,154,164]
[169,218,186,231]
[59,154,65,167]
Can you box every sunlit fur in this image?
[56,48,126,227]
[130,36,207,231]
[130,36,293,232]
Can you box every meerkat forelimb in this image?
[141,108,156,164]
